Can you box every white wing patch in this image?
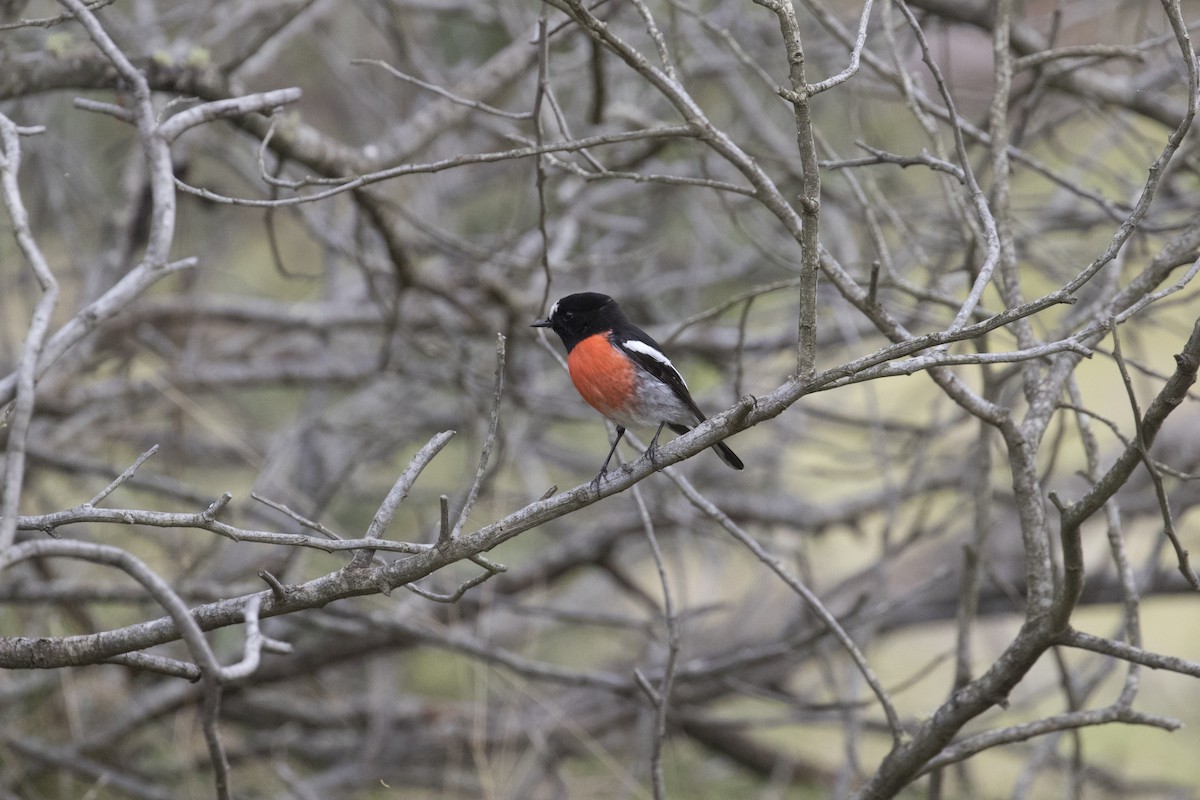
[622,339,687,387]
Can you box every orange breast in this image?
[567,332,635,418]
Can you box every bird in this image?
[532,292,744,480]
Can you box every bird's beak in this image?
[531,318,551,328]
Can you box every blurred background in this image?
[2,0,1200,797]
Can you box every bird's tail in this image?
[667,423,744,470]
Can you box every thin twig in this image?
[629,0,677,81]
[353,59,531,120]
[405,564,504,604]
[19,503,438,555]
[1112,255,1200,324]
[251,493,344,540]
[88,445,160,508]
[73,97,135,122]
[0,0,116,31]
[818,142,965,183]
[1013,44,1147,72]
[893,0,1000,333]
[1110,322,1199,590]
[806,0,874,95]
[451,334,506,539]
[629,481,678,800]
[0,537,232,797]
[0,114,61,552]
[437,495,451,548]
[1057,628,1200,677]
[157,89,302,142]
[918,705,1180,774]
[663,468,906,745]
[533,12,555,313]
[754,0,822,379]
[174,127,700,208]
[349,430,456,569]
[217,596,293,681]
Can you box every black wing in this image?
[613,326,745,470]
[612,327,707,424]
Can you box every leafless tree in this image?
[2,0,1200,798]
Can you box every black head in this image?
[531,292,627,351]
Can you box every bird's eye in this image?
[561,311,574,320]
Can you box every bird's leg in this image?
[646,421,668,467]
[594,425,626,487]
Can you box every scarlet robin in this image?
[533,292,744,480]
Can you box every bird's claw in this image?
[590,469,608,491]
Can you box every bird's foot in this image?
[590,469,608,491]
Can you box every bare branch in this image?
[663,468,905,745]
[754,0,823,378]
[2,0,1199,795]
[451,334,505,539]
[1058,318,1200,590]
[251,493,344,540]
[87,445,160,507]
[175,126,700,207]
[156,88,303,142]
[630,480,678,800]
[0,0,116,31]
[1058,628,1200,677]
[356,430,456,561]
[17,504,435,555]
[920,705,1181,774]
[0,114,59,552]
[0,538,232,797]
[806,0,874,95]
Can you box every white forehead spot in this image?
[623,340,687,387]
[549,300,559,319]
